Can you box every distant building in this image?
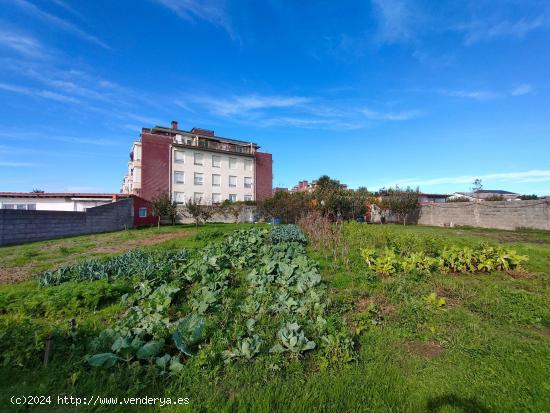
[0,192,156,227]
[449,190,520,202]
[0,192,129,211]
[418,193,450,204]
[273,187,289,193]
[121,121,273,204]
[290,179,347,193]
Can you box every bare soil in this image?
[402,341,445,359]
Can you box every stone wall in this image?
[417,200,550,231]
[0,198,134,246]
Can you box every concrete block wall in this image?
[417,200,550,231]
[0,198,134,246]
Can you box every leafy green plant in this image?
[269,225,308,245]
[223,335,263,362]
[172,315,207,356]
[270,322,316,355]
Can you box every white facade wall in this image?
[121,141,142,194]
[171,147,255,204]
[0,197,112,212]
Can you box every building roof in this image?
[149,125,259,147]
[0,192,131,199]
[420,193,450,197]
[475,190,519,195]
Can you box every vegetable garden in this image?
[1,223,549,412]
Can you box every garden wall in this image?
[0,198,134,246]
[165,206,257,225]
[416,199,550,231]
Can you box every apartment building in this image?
[121,121,273,204]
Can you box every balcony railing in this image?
[181,138,254,154]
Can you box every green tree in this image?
[378,186,420,225]
[151,192,179,225]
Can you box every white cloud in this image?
[0,82,79,103]
[441,84,534,100]
[510,84,533,96]
[154,0,235,39]
[459,12,550,45]
[191,94,309,117]
[362,107,421,121]
[441,89,500,100]
[381,170,550,189]
[0,161,41,167]
[12,0,110,49]
[0,29,45,58]
[371,0,421,45]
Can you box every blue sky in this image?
[1,0,549,195]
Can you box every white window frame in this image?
[244,177,253,188]
[229,175,237,187]
[212,193,221,204]
[194,152,203,166]
[244,160,253,171]
[174,171,185,184]
[194,192,203,203]
[174,150,185,163]
[229,157,238,169]
[228,194,237,202]
[194,172,204,186]
[174,192,185,204]
[212,174,221,187]
[212,155,221,168]
[244,195,252,202]
[138,207,147,218]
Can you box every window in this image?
[2,204,15,209]
[212,155,221,168]
[174,192,185,204]
[229,176,237,187]
[228,194,237,202]
[194,152,203,166]
[194,173,204,185]
[244,177,253,188]
[244,160,253,171]
[16,204,26,210]
[229,157,237,169]
[212,174,221,187]
[26,204,36,210]
[174,150,185,163]
[138,207,147,218]
[174,171,185,184]
[212,193,221,204]
[194,192,203,203]
[244,195,252,202]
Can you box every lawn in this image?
[0,223,549,412]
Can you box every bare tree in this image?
[472,179,483,192]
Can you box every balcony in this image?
[175,137,255,155]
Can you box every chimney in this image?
[171,120,178,130]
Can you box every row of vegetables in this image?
[360,243,527,276]
[37,226,352,373]
[36,224,527,374]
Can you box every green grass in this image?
[1,223,549,412]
